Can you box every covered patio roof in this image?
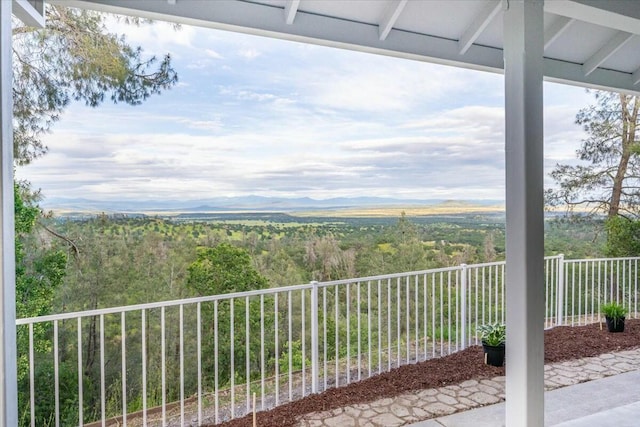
[4,1,640,426]
[57,0,640,95]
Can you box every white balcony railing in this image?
[15,255,640,426]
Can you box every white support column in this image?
[503,1,545,426]
[0,2,18,426]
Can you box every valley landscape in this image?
[18,196,603,426]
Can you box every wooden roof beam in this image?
[458,0,502,55]
[284,0,300,25]
[12,0,45,27]
[378,0,408,41]
[583,31,634,76]
[544,16,574,50]
[545,0,640,35]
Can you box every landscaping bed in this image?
[209,319,640,427]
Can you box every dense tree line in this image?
[50,213,510,305]
[41,213,607,311]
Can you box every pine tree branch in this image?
[37,221,80,258]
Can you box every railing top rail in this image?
[464,260,506,269]
[317,265,466,287]
[468,255,564,269]
[16,281,315,325]
[563,256,640,263]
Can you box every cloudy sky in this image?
[15,18,596,204]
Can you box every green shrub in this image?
[601,302,627,319]
[476,323,505,346]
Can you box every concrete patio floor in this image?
[411,368,640,427]
[298,348,640,427]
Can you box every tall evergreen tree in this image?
[12,9,179,422]
[547,92,640,219]
[547,91,640,256]
[12,5,178,165]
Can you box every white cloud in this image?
[218,88,280,102]
[238,48,261,60]
[178,118,223,132]
[304,61,483,113]
[204,49,224,59]
[186,60,214,70]
[104,18,196,58]
[544,105,585,162]
[14,21,597,204]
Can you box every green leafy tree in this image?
[273,340,310,374]
[304,235,356,281]
[12,5,178,164]
[394,211,417,244]
[15,184,67,352]
[48,217,203,422]
[605,216,640,257]
[187,243,272,386]
[547,91,640,255]
[15,186,69,426]
[483,231,497,262]
[547,92,640,219]
[256,239,306,286]
[388,213,429,271]
[187,243,268,295]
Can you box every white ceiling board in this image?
[294,0,389,26]
[543,21,619,64]
[54,0,640,95]
[603,36,640,74]
[57,0,507,72]
[544,14,574,50]
[393,0,488,41]
[474,11,503,50]
[458,0,502,54]
[545,0,640,35]
[633,68,640,86]
[583,31,634,76]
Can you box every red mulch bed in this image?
[208,319,640,427]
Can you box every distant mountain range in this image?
[41,195,504,214]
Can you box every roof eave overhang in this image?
[13,0,46,27]
[55,0,640,96]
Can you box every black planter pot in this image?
[482,342,505,367]
[605,316,625,333]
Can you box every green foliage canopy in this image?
[12,5,178,164]
[187,243,271,386]
[15,186,69,426]
[15,184,66,321]
[605,216,640,257]
[187,243,268,295]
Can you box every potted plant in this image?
[601,302,627,332]
[477,322,506,367]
